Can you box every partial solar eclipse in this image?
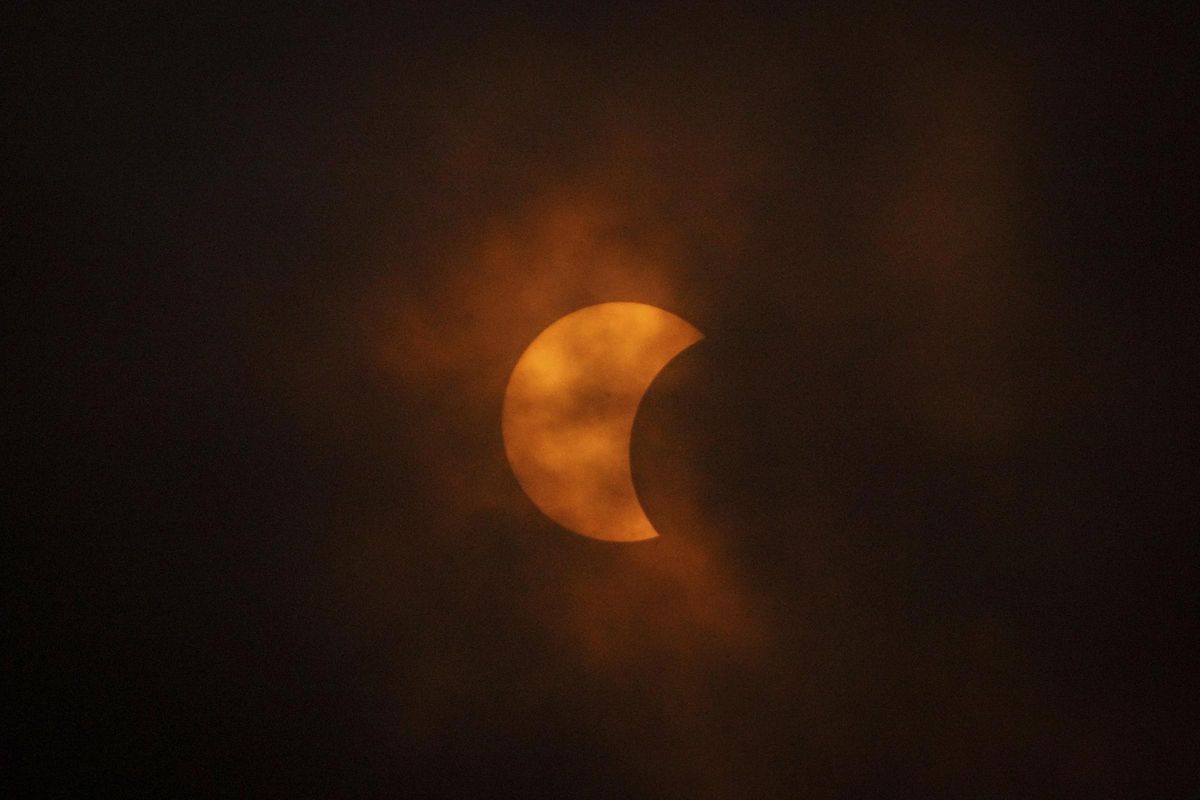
[502,302,703,542]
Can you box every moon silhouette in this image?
[502,302,703,542]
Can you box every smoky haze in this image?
[8,4,1194,798]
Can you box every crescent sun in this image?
[502,302,703,542]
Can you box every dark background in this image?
[7,4,1195,797]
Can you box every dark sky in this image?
[8,4,1195,797]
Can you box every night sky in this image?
[8,4,1195,797]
